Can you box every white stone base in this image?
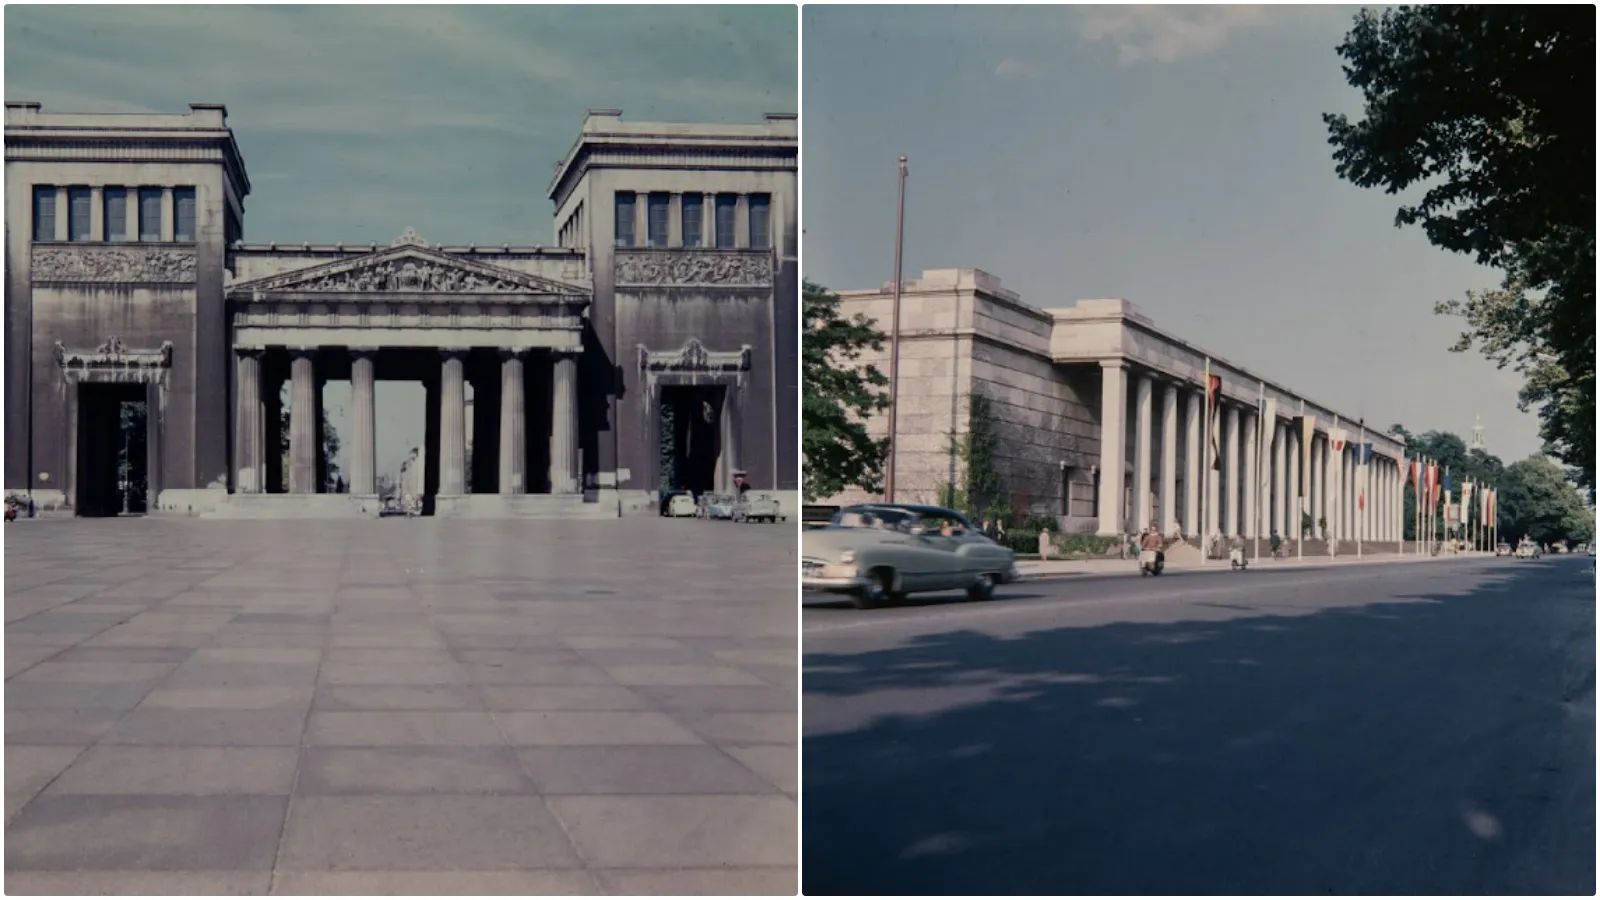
[153,489,234,517]
[191,492,382,519]
[432,493,615,519]
[10,488,68,512]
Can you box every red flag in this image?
[1358,490,1366,511]
[1207,375,1222,471]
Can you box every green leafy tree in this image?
[802,280,890,501]
[1325,6,1595,488]
[1496,455,1595,546]
[1391,425,1506,540]
[939,393,1009,523]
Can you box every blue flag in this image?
[1443,470,1454,492]
[1355,443,1373,465]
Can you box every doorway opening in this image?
[76,383,148,517]
[659,385,725,495]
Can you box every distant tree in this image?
[1496,456,1595,545]
[1392,427,1505,540]
[803,280,890,501]
[1325,6,1595,488]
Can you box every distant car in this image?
[1495,542,1512,557]
[1589,544,1596,557]
[1514,542,1541,559]
[705,493,738,520]
[802,503,1019,609]
[661,491,698,518]
[735,491,783,523]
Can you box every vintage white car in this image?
[663,491,699,518]
[801,504,1019,608]
[705,493,738,520]
[735,491,783,523]
[1514,541,1542,559]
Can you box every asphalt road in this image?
[803,556,1596,895]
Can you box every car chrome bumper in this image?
[801,563,865,592]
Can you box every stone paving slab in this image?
[5,517,797,894]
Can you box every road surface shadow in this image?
[803,564,1595,895]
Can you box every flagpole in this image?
[1297,400,1306,562]
[1254,382,1263,563]
[884,155,908,503]
[1356,422,1365,559]
[1329,416,1339,559]
[1201,358,1211,566]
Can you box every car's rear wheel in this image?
[853,568,894,609]
[967,572,997,602]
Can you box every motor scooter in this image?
[1139,548,1164,576]
[1229,546,1249,571]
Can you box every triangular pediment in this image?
[230,244,588,298]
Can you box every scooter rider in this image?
[1140,525,1165,565]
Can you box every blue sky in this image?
[6,4,797,481]
[802,5,1542,464]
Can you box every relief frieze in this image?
[32,245,198,284]
[638,338,752,373]
[615,250,773,287]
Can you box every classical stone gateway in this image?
[5,103,797,517]
[825,268,1411,551]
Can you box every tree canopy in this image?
[1326,6,1595,487]
[802,280,890,501]
[1496,455,1594,546]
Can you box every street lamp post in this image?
[885,155,908,503]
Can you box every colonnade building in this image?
[827,268,1411,549]
[4,102,797,517]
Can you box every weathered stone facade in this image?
[825,268,1410,546]
[5,102,796,518]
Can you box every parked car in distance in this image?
[1514,541,1542,559]
[735,491,783,523]
[802,503,1019,609]
[706,493,738,520]
[1495,542,1512,557]
[662,491,698,518]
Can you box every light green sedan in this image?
[801,504,1019,609]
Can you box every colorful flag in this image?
[1207,374,1222,471]
[1354,443,1373,465]
[1411,459,1423,491]
[1329,426,1347,453]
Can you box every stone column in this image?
[288,349,317,494]
[439,351,467,496]
[721,386,743,492]
[124,188,139,241]
[702,193,716,247]
[160,187,175,242]
[498,350,527,494]
[350,350,377,495]
[1243,411,1259,539]
[1271,421,1287,537]
[234,350,261,493]
[550,352,579,494]
[1287,430,1301,539]
[1205,406,1220,540]
[1096,361,1127,535]
[89,186,104,241]
[1315,437,1327,539]
[1160,384,1178,535]
[1133,374,1153,532]
[54,187,68,241]
[1183,391,1200,537]
[1223,405,1240,536]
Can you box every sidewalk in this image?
[1016,549,1491,581]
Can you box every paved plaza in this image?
[4,516,797,895]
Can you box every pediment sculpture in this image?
[233,246,587,298]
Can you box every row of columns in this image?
[234,348,579,497]
[1099,361,1407,542]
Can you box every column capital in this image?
[1098,358,1128,372]
[349,347,380,358]
[498,347,531,360]
[289,346,318,359]
[438,348,469,361]
[234,347,264,360]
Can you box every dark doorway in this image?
[76,383,148,517]
[660,385,725,495]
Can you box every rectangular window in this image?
[681,195,702,248]
[748,193,771,249]
[614,192,636,248]
[68,187,92,242]
[647,193,670,248]
[139,189,162,242]
[104,188,127,242]
[32,187,56,242]
[174,187,196,242]
[714,194,737,249]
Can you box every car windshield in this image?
[832,507,914,531]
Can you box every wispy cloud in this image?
[994,58,1047,80]
[1075,5,1295,65]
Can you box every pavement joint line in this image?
[801,564,1484,636]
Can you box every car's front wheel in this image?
[967,572,997,602]
[853,568,895,609]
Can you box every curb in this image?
[1016,552,1494,583]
